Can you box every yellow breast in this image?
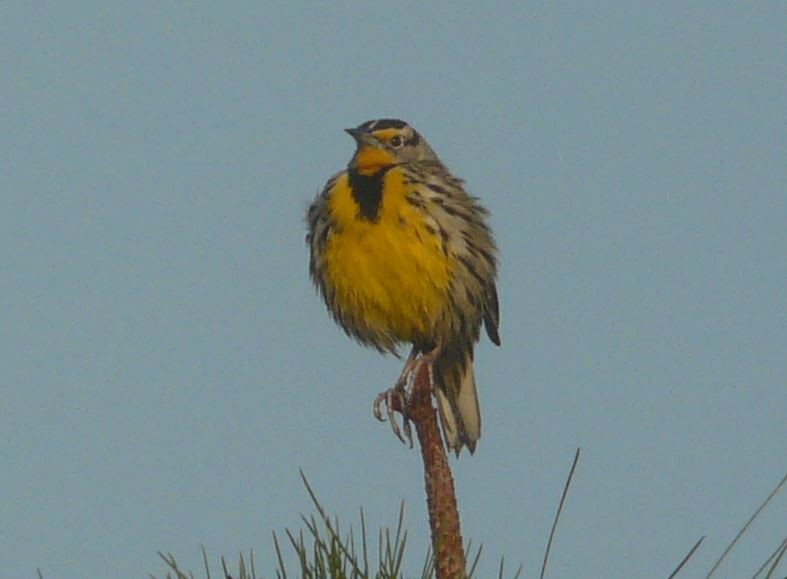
[323,169,451,344]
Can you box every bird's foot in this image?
[372,347,439,448]
[373,382,413,447]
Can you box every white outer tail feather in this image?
[456,361,481,445]
[435,388,458,447]
[434,355,481,455]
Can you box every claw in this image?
[402,414,413,448]
[372,384,411,445]
[372,346,439,449]
[389,405,405,443]
[373,391,387,422]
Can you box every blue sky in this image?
[1,3,785,577]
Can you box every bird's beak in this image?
[345,127,376,147]
[344,127,361,141]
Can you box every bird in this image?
[306,118,499,455]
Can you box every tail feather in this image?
[433,347,481,456]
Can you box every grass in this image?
[144,456,786,579]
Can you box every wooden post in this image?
[407,362,466,579]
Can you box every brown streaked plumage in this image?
[306,119,499,455]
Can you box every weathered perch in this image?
[400,362,467,579]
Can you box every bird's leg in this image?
[373,346,439,447]
[407,346,439,397]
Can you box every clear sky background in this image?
[2,3,785,578]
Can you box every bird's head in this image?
[346,119,437,174]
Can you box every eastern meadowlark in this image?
[306,119,500,455]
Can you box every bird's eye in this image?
[389,136,403,148]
